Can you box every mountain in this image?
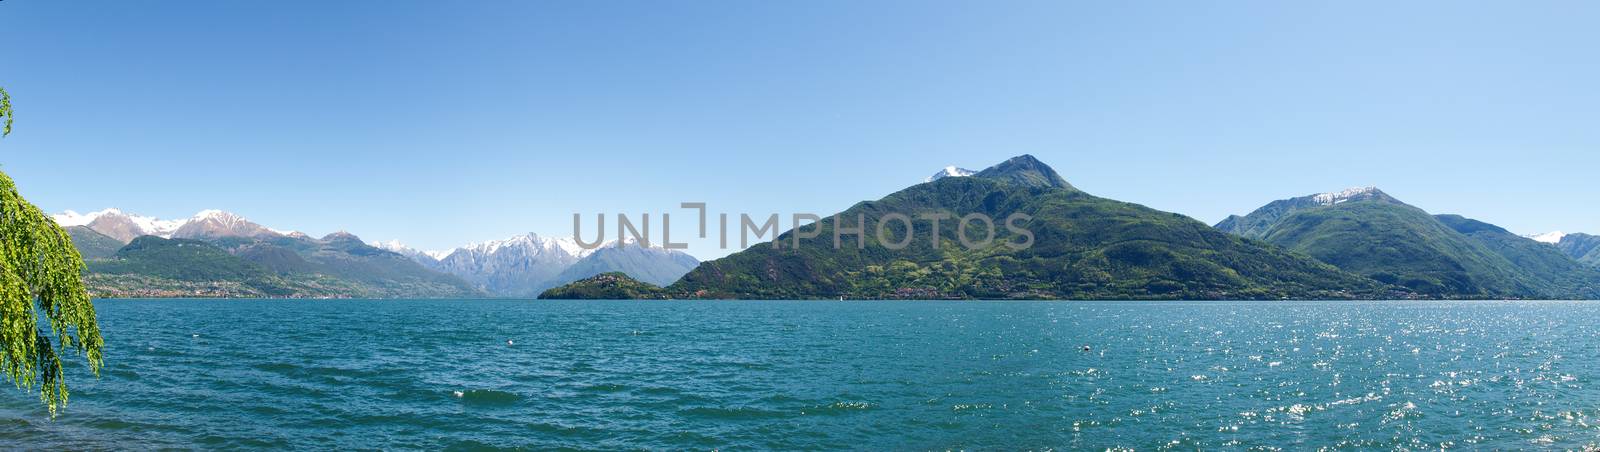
[209,231,482,298]
[52,208,295,242]
[85,236,326,298]
[370,240,445,266]
[652,155,1382,300]
[550,241,700,287]
[428,234,587,297]
[1217,187,1600,298]
[419,234,700,297]
[925,166,975,182]
[171,210,281,240]
[56,208,479,298]
[54,206,698,298]
[538,272,669,300]
[65,225,124,260]
[1215,187,1396,238]
[54,208,182,242]
[82,232,482,298]
[1557,233,1600,267]
[1434,215,1600,298]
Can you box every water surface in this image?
[2,299,1597,449]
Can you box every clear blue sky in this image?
[2,1,1596,259]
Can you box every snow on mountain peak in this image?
[371,239,450,260]
[925,165,976,183]
[1525,231,1567,244]
[1312,187,1379,206]
[440,232,685,262]
[551,236,593,258]
[270,228,303,237]
[190,209,249,225]
[371,239,410,252]
[454,232,593,259]
[52,209,108,227]
[52,208,185,237]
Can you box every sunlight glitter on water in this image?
[0,299,1596,449]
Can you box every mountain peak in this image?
[1311,187,1388,206]
[453,232,592,261]
[1217,187,1405,239]
[972,154,1074,190]
[54,208,185,242]
[172,209,278,240]
[371,239,449,262]
[924,165,975,183]
[371,239,410,251]
[192,209,234,220]
[322,231,362,242]
[1526,231,1567,244]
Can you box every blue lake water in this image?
[2,299,1598,449]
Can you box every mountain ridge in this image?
[638,155,1388,300]
[56,208,701,298]
[1216,188,1600,298]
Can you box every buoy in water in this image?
[1082,345,1091,352]
[506,340,514,346]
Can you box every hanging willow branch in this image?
[1,87,12,137]
[0,171,104,416]
[0,87,104,416]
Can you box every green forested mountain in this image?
[1557,233,1600,267]
[1217,188,1600,299]
[65,225,124,259]
[659,155,1384,300]
[77,233,482,298]
[212,232,481,297]
[1215,187,1400,237]
[539,272,669,300]
[86,236,325,297]
[1435,215,1600,298]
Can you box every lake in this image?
[2,299,1597,449]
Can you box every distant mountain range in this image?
[542,155,1600,300]
[53,209,698,298]
[55,156,1600,301]
[371,234,698,298]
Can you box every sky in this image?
[1,1,1597,259]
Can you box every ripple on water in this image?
[451,389,522,407]
[8,299,1600,450]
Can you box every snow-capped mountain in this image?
[1215,187,1403,238]
[426,233,591,297]
[53,208,292,243]
[1312,187,1382,206]
[172,210,281,240]
[370,239,450,263]
[54,207,699,297]
[452,233,596,261]
[413,233,698,297]
[53,208,184,242]
[1526,231,1568,244]
[925,165,976,183]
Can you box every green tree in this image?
[0,87,105,416]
